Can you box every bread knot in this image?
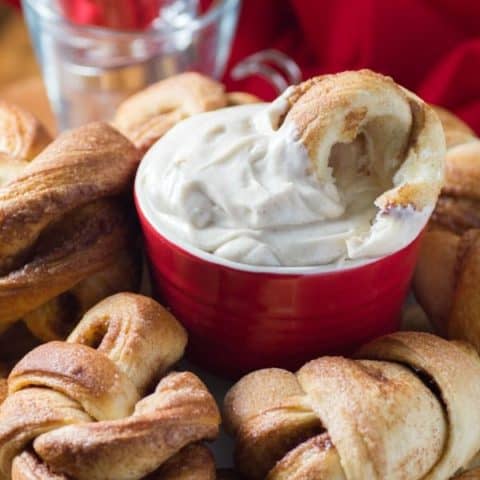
[224,332,480,479]
[0,118,142,340]
[280,70,445,215]
[429,106,480,233]
[113,72,259,153]
[414,107,480,352]
[0,293,221,479]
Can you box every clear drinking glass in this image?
[21,0,241,130]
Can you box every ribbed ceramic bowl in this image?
[135,179,422,377]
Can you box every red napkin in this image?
[6,0,480,132]
[224,0,480,134]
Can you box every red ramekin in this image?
[135,187,422,378]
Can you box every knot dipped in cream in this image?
[137,70,446,268]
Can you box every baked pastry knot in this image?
[0,100,51,186]
[113,72,259,152]
[270,69,445,259]
[414,107,480,348]
[414,228,480,347]
[0,293,221,480]
[224,332,480,480]
[0,121,142,337]
[430,106,480,234]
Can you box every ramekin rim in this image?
[133,169,400,276]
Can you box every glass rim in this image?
[21,0,241,38]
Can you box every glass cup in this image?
[21,0,241,130]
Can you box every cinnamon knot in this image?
[0,114,141,341]
[224,332,480,480]
[0,293,220,479]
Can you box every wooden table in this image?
[0,7,56,133]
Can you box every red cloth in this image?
[223,0,480,133]
[6,0,480,131]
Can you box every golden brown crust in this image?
[414,106,480,347]
[0,120,142,335]
[113,72,260,152]
[0,102,51,203]
[235,404,322,479]
[414,228,480,351]
[283,71,408,161]
[455,469,480,479]
[223,368,308,435]
[0,104,143,344]
[224,369,321,479]
[413,229,459,333]
[428,107,480,231]
[280,70,445,214]
[12,451,68,480]
[449,230,480,349]
[113,73,228,152]
[267,434,345,480]
[443,140,480,199]
[34,372,220,480]
[8,341,140,421]
[432,106,475,149]
[432,196,480,234]
[0,101,51,163]
[0,387,92,477]
[0,293,218,480]
[0,122,139,276]
[148,444,216,480]
[358,332,480,479]
[67,293,188,394]
[224,332,480,480]
[0,199,135,333]
[23,249,141,341]
[299,357,445,479]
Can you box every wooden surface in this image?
[0,7,56,133]
[0,8,38,86]
[1,76,56,134]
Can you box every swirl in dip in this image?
[136,75,445,268]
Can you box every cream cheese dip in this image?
[136,87,442,268]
